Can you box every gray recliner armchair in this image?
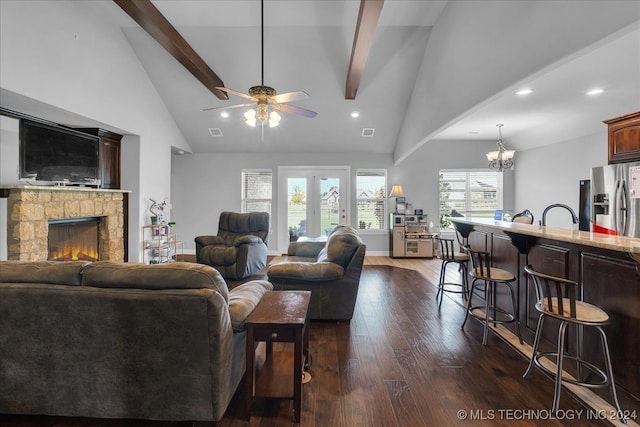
[267,225,366,320]
[195,211,270,280]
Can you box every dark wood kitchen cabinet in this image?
[605,111,640,164]
[76,128,122,189]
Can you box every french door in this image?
[277,167,350,253]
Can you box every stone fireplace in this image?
[2,186,128,261]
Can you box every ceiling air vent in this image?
[208,128,223,137]
[362,128,375,137]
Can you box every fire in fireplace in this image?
[48,217,101,261]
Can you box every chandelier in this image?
[486,124,515,171]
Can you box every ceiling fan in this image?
[203,0,317,128]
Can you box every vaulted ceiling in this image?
[120,0,448,157]
[7,1,638,162]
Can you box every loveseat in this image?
[0,260,272,424]
[195,211,270,280]
[267,225,366,320]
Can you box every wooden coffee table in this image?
[245,290,311,423]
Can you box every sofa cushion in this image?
[317,225,361,268]
[198,245,238,266]
[267,262,344,281]
[287,241,325,257]
[217,211,270,245]
[81,261,230,300]
[0,260,88,286]
[228,280,273,331]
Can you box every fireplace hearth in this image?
[48,217,101,261]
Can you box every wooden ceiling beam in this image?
[345,0,384,100]
[113,0,228,100]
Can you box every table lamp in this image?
[389,185,405,213]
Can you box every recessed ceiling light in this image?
[351,111,360,118]
[220,111,229,118]
[516,89,533,95]
[587,88,604,96]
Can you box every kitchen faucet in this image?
[540,204,579,227]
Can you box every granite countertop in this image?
[450,217,640,254]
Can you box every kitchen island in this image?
[451,217,640,401]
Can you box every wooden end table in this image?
[245,290,311,423]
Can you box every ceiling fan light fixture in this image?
[244,109,257,127]
[205,0,316,128]
[249,85,276,98]
[269,111,281,128]
[256,103,268,123]
[246,103,280,128]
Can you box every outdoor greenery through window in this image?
[439,169,502,230]
[356,170,387,230]
[241,170,272,214]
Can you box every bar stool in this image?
[461,245,523,346]
[511,209,534,224]
[435,237,469,308]
[523,265,626,422]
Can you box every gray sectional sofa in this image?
[0,260,272,424]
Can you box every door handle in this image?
[620,180,629,236]
[612,180,620,234]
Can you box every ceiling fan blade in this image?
[274,103,318,118]
[271,91,310,104]
[215,86,255,100]
[203,102,256,112]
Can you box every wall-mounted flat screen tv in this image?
[20,119,100,186]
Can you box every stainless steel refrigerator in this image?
[590,161,640,238]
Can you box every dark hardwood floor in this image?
[2,257,638,426]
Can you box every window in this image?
[439,169,503,229]
[241,170,272,214]
[356,170,387,231]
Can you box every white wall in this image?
[0,0,191,261]
[172,151,392,255]
[0,116,19,259]
[394,0,640,163]
[400,138,514,224]
[514,131,607,228]
[171,138,499,255]
[0,115,19,183]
